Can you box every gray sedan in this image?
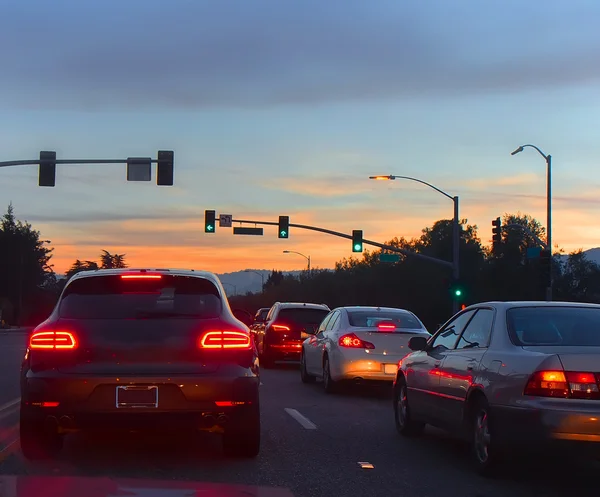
[393,301,600,474]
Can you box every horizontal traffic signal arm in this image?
[228,216,453,269]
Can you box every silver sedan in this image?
[300,306,430,392]
[393,301,600,474]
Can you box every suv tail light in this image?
[524,370,600,399]
[199,331,252,349]
[271,323,290,331]
[29,330,78,350]
[339,333,375,349]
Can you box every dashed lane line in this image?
[284,408,317,430]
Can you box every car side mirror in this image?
[408,336,428,351]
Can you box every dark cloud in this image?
[1,1,599,110]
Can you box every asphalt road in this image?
[0,331,598,497]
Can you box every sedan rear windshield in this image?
[278,308,329,325]
[348,310,424,331]
[59,274,222,320]
[507,306,600,346]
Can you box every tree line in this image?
[1,203,599,330]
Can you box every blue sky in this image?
[1,0,600,274]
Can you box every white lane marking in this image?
[284,408,317,430]
[0,398,20,413]
[358,461,375,469]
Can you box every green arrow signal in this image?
[206,225,214,231]
[280,230,287,237]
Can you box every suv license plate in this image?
[116,385,159,408]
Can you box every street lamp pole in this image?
[244,270,265,291]
[283,250,311,271]
[511,145,552,301]
[370,175,460,314]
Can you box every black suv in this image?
[254,302,330,368]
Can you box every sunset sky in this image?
[1,0,600,275]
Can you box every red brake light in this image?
[377,321,396,332]
[524,370,600,399]
[199,331,252,349]
[121,274,162,280]
[30,331,78,350]
[271,324,290,331]
[339,333,375,349]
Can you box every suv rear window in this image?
[277,308,329,325]
[507,306,600,346]
[348,310,424,330]
[59,274,222,320]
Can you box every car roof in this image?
[67,268,222,286]
[338,306,416,313]
[466,301,600,311]
[276,302,330,309]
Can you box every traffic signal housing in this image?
[204,210,216,233]
[539,249,551,287]
[39,151,56,187]
[278,216,289,238]
[352,230,363,252]
[492,217,502,250]
[157,150,174,186]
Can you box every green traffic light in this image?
[206,225,214,231]
[455,289,462,296]
[354,243,362,251]
[280,230,287,237]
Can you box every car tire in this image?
[393,378,425,436]
[222,403,261,458]
[19,407,63,460]
[323,356,338,394]
[260,346,275,369]
[470,396,499,476]
[300,351,316,383]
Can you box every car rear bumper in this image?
[492,404,600,453]
[21,368,259,431]
[330,349,401,382]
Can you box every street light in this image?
[221,282,237,296]
[244,270,265,291]
[369,174,460,313]
[511,144,552,301]
[283,250,311,271]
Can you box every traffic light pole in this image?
[452,196,460,314]
[231,217,454,269]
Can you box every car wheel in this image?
[300,352,316,384]
[20,407,63,460]
[323,356,338,394]
[222,403,261,458]
[470,396,498,476]
[260,346,275,369]
[393,378,425,436]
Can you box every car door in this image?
[405,309,476,419]
[436,307,495,426]
[305,311,334,374]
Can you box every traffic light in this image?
[39,151,56,187]
[492,217,502,249]
[204,210,216,233]
[157,150,174,186]
[449,279,465,300]
[352,230,363,252]
[278,216,289,238]
[539,249,551,286]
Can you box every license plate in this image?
[116,385,158,408]
[384,364,397,375]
